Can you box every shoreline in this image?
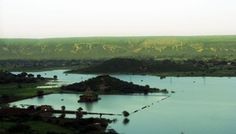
[3,90,170,105]
[66,71,236,77]
[0,92,54,105]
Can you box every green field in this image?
[0,36,236,60]
[0,82,59,104]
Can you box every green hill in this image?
[69,58,202,73]
[68,58,236,76]
[62,75,168,94]
[0,36,236,60]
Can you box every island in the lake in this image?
[0,72,167,134]
[78,88,101,102]
[62,75,169,94]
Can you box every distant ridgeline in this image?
[68,58,236,76]
[0,36,236,60]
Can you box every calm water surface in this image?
[12,70,236,134]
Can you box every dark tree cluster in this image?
[72,58,236,76]
[0,71,45,84]
[62,75,167,94]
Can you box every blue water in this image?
[12,70,236,134]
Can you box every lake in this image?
[11,70,236,134]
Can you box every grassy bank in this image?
[0,82,60,104]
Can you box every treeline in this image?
[0,71,45,84]
[70,58,236,76]
[0,60,102,71]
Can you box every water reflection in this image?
[37,96,44,103]
[84,102,94,111]
[203,77,206,86]
[123,118,130,125]
[111,118,118,123]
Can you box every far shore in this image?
[66,70,236,77]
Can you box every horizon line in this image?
[1,34,236,39]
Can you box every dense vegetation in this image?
[0,71,58,104]
[0,71,45,84]
[0,60,101,71]
[69,58,236,76]
[0,109,115,134]
[62,75,168,94]
[1,36,236,60]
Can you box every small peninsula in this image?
[0,71,58,104]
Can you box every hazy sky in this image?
[0,0,236,38]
